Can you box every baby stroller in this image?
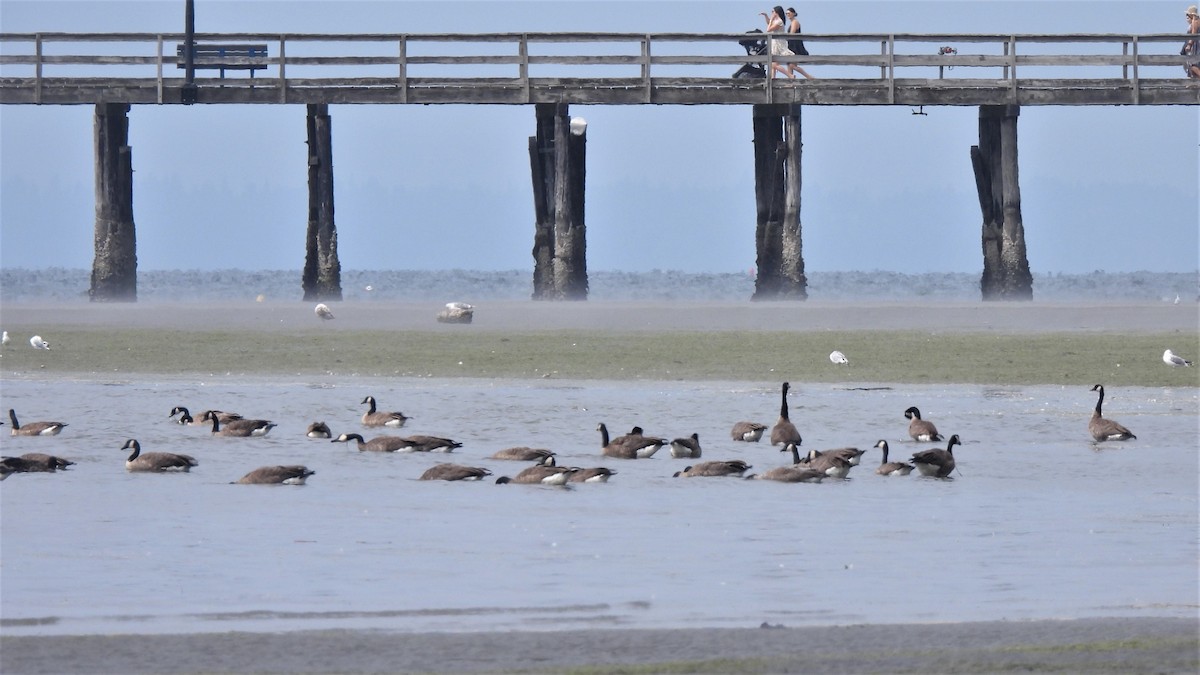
[733,29,767,79]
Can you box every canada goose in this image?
[398,435,463,453]
[170,406,242,426]
[769,382,802,452]
[910,434,962,478]
[904,406,943,442]
[669,433,702,459]
[568,467,618,483]
[731,421,767,442]
[873,440,915,476]
[829,350,849,365]
[489,447,556,461]
[361,396,410,428]
[235,465,315,485]
[306,422,333,439]
[203,411,276,437]
[29,335,49,349]
[596,422,663,459]
[495,458,579,485]
[808,447,866,466]
[1088,385,1137,442]
[314,303,335,321]
[330,432,413,452]
[674,460,752,478]
[747,449,825,483]
[419,463,492,481]
[121,439,198,472]
[1163,349,1192,367]
[800,448,853,479]
[0,453,75,474]
[8,409,68,436]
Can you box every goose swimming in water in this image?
[235,465,315,485]
[170,406,242,426]
[306,422,333,438]
[121,439,198,472]
[202,411,276,437]
[910,434,962,478]
[495,456,579,485]
[419,463,492,481]
[904,406,943,443]
[331,433,414,452]
[873,440,915,476]
[730,421,767,442]
[674,460,752,478]
[0,453,75,477]
[769,382,802,453]
[596,423,664,459]
[361,396,410,428]
[8,409,68,436]
[489,447,556,462]
[669,433,702,458]
[567,467,618,483]
[1088,385,1136,442]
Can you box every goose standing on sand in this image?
[769,382,802,453]
[489,447,556,462]
[202,411,276,437]
[235,465,315,485]
[331,432,414,452]
[596,423,663,459]
[419,463,492,481]
[674,460,752,478]
[910,434,961,478]
[730,421,767,442]
[904,406,943,442]
[29,335,50,349]
[8,409,68,436]
[873,440,914,476]
[669,433,702,458]
[361,396,410,428]
[314,303,335,321]
[1163,349,1193,367]
[121,439,198,472]
[306,422,333,438]
[1088,384,1137,442]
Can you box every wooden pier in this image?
[2,31,1197,301]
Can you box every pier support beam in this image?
[302,103,342,301]
[972,104,1032,300]
[90,102,137,302]
[751,104,806,301]
[529,103,588,300]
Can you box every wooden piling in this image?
[751,103,806,300]
[302,103,342,301]
[529,103,587,300]
[90,102,137,302]
[973,104,1032,300]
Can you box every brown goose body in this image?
[904,406,943,442]
[809,446,866,467]
[489,447,556,462]
[800,448,854,479]
[1,453,75,476]
[1088,385,1137,442]
[669,433,702,459]
[419,463,492,481]
[331,432,412,452]
[122,439,198,472]
[170,407,242,426]
[8,409,68,436]
[495,458,580,485]
[597,423,664,459]
[398,435,463,453]
[731,421,767,442]
[306,422,333,439]
[235,465,315,485]
[360,396,410,428]
[769,383,802,451]
[911,434,962,478]
[203,412,276,437]
[873,440,915,476]
[674,460,752,478]
[568,467,618,483]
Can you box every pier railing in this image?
[1,31,1197,105]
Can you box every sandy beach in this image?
[2,617,1197,674]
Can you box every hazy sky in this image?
[0,0,1196,274]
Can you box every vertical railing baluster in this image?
[278,34,286,103]
[519,34,529,103]
[399,35,408,103]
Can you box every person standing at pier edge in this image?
[785,7,815,79]
[759,6,795,79]
[1184,5,1200,78]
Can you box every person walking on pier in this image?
[1184,5,1200,78]
[785,7,815,79]
[760,6,796,79]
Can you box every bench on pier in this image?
[176,43,268,78]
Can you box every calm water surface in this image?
[1,376,1196,635]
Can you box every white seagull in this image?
[29,335,50,350]
[1,331,9,346]
[1163,349,1192,367]
[829,350,848,365]
[314,303,335,321]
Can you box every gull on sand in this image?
[829,350,848,365]
[29,335,50,350]
[314,303,335,321]
[1163,349,1192,367]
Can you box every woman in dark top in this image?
[784,7,814,79]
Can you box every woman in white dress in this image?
[759,6,795,79]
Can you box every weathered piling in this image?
[302,103,342,301]
[529,102,587,300]
[90,102,137,302]
[973,104,1032,300]
[751,103,806,300]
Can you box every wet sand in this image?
[2,617,1197,674]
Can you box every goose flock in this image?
[0,382,1144,483]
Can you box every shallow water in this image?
[1,376,1196,636]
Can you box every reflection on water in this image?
[1,376,1196,635]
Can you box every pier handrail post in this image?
[520,34,529,103]
[1130,36,1139,105]
[399,35,408,103]
[34,33,42,104]
[277,34,287,103]
[155,35,164,104]
[181,0,196,104]
[886,34,896,104]
[1007,35,1017,101]
[641,34,651,103]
